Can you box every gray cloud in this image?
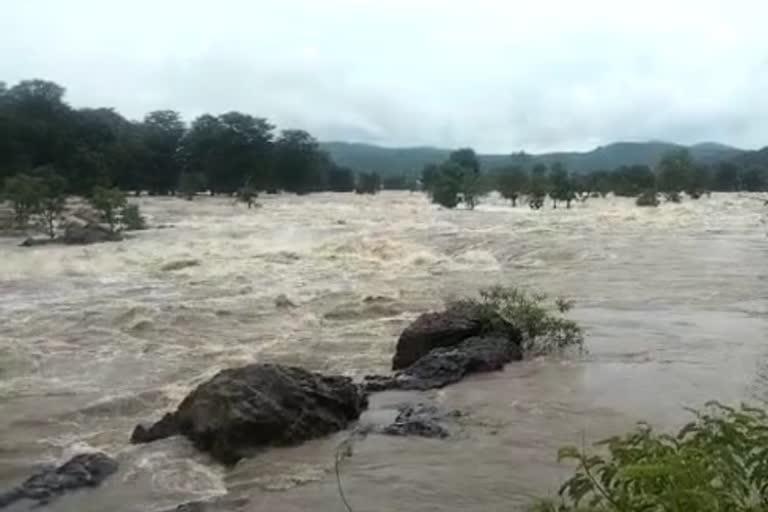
[1,0,767,152]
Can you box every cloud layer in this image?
[2,0,767,152]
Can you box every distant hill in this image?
[320,140,746,176]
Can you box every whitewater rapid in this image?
[0,192,766,511]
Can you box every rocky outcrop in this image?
[382,403,460,439]
[61,223,122,245]
[392,302,520,370]
[131,364,368,465]
[367,336,522,392]
[0,452,118,509]
[20,223,122,247]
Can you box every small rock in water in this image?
[160,259,201,272]
[0,452,118,509]
[382,403,460,439]
[274,294,297,308]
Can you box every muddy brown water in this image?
[0,192,766,511]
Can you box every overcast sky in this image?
[2,0,767,153]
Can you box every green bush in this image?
[533,402,768,512]
[89,186,127,233]
[121,204,146,231]
[635,190,659,207]
[455,286,584,354]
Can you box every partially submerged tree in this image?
[177,172,206,200]
[496,166,529,206]
[89,186,127,233]
[635,189,660,207]
[355,172,381,194]
[549,162,575,209]
[121,204,147,230]
[36,169,68,238]
[528,164,549,210]
[3,174,45,226]
[657,149,693,202]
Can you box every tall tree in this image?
[141,110,185,195]
[449,148,480,174]
[496,166,529,206]
[273,130,323,194]
[657,149,694,201]
[549,162,574,209]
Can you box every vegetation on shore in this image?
[532,402,768,512]
[1,78,765,221]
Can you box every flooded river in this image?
[0,192,766,511]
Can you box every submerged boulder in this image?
[382,403,461,439]
[131,363,368,465]
[366,336,522,392]
[0,452,118,509]
[392,302,520,370]
[19,223,123,247]
[61,223,122,245]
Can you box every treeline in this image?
[0,79,382,197]
[422,147,768,209]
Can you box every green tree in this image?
[529,164,549,210]
[121,204,146,230]
[635,189,659,207]
[430,161,464,208]
[3,173,45,226]
[449,148,480,174]
[237,181,259,208]
[611,165,655,197]
[89,186,127,233]
[742,167,768,192]
[35,168,68,238]
[382,174,409,190]
[142,110,185,195]
[421,163,439,193]
[497,166,529,206]
[549,162,575,209]
[355,172,381,194]
[657,149,693,201]
[274,130,323,194]
[328,166,355,192]
[177,172,207,200]
[713,162,741,191]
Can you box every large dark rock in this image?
[0,452,118,509]
[366,336,522,392]
[392,302,520,370]
[131,364,368,465]
[61,223,122,245]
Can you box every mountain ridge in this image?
[319,140,746,176]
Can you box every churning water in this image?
[0,192,766,511]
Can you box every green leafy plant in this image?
[3,173,44,226]
[121,203,146,231]
[89,186,127,233]
[533,402,768,512]
[455,286,584,354]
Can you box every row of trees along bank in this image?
[0,79,383,198]
[421,147,768,210]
